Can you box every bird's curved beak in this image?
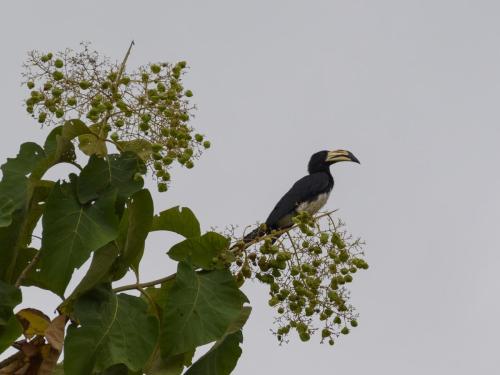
[326,150,360,164]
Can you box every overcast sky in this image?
[1,1,500,374]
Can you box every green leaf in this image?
[77,152,145,204]
[116,139,152,161]
[142,279,175,316]
[0,211,25,282]
[0,315,23,354]
[53,364,65,375]
[33,180,119,296]
[100,364,142,374]
[168,232,229,270]
[148,350,195,375]
[226,306,252,334]
[68,243,119,300]
[0,142,46,227]
[0,281,22,354]
[185,306,252,375]
[64,287,159,374]
[115,189,153,273]
[151,206,200,238]
[11,247,38,285]
[78,123,108,157]
[62,119,91,139]
[42,126,76,166]
[0,197,15,227]
[0,281,21,327]
[184,331,243,375]
[0,182,51,283]
[183,306,250,375]
[160,263,246,357]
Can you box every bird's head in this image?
[308,150,360,173]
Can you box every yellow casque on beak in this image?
[326,150,360,164]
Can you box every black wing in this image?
[265,172,332,229]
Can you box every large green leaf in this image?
[168,232,229,270]
[0,142,46,227]
[41,119,90,170]
[184,331,243,375]
[42,126,77,167]
[77,152,145,204]
[61,119,92,139]
[100,364,142,374]
[0,197,15,227]
[0,211,25,282]
[184,306,250,375]
[0,281,21,327]
[147,350,195,375]
[0,314,23,354]
[33,180,119,296]
[160,262,246,357]
[151,206,200,238]
[64,287,159,374]
[115,189,153,274]
[68,243,119,300]
[0,282,22,354]
[0,121,86,229]
[142,279,175,316]
[11,248,38,284]
[0,182,51,283]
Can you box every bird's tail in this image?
[243,226,268,243]
[230,225,268,251]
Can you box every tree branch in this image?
[112,272,175,293]
[112,210,338,294]
[230,209,338,252]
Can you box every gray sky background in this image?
[1,1,500,374]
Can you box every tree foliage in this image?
[0,43,368,374]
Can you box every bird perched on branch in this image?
[244,150,360,243]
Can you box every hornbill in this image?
[243,150,360,243]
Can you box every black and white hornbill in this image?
[244,150,360,242]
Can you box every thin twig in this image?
[112,273,175,293]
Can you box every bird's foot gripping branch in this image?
[0,44,368,375]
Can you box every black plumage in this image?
[244,149,359,243]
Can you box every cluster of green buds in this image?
[232,211,368,345]
[22,43,210,191]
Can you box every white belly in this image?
[297,192,330,215]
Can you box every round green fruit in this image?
[38,112,47,123]
[79,80,91,90]
[52,71,64,81]
[299,332,310,342]
[157,182,168,192]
